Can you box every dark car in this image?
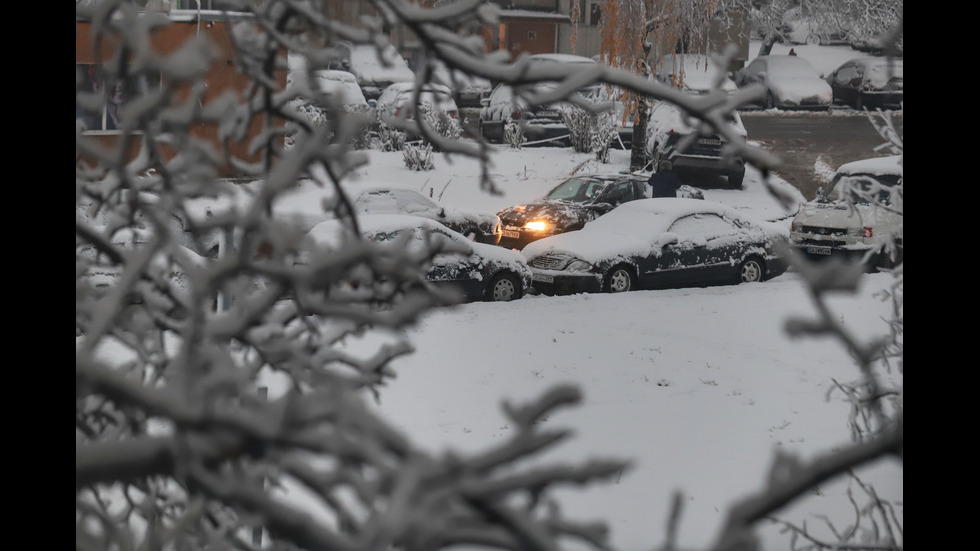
[305,214,532,302]
[522,198,789,295]
[825,57,903,110]
[645,101,747,189]
[351,186,501,245]
[496,174,650,250]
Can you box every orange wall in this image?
[76,18,286,178]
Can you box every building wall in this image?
[76,14,286,178]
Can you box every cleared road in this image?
[731,110,902,200]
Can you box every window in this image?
[76,63,158,132]
[669,214,736,242]
[589,3,601,26]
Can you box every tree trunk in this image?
[629,98,650,171]
[758,31,780,57]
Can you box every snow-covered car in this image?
[825,57,903,111]
[330,41,415,101]
[305,214,531,303]
[479,53,601,145]
[789,155,903,270]
[735,55,832,110]
[496,174,650,251]
[645,100,747,188]
[349,186,500,245]
[287,53,369,111]
[523,198,789,295]
[428,59,493,108]
[375,81,459,121]
[653,53,738,95]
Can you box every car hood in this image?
[497,200,596,230]
[793,201,897,227]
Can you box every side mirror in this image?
[480,97,490,108]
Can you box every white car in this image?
[653,53,737,95]
[789,155,903,270]
[735,55,833,110]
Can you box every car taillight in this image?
[862,227,873,238]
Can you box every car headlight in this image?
[566,259,593,271]
[524,220,553,232]
[791,221,802,232]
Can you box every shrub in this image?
[403,142,435,170]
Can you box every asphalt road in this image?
[739,110,904,200]
[462,108,904,201]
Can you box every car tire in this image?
[806,34,822,45]
[604,265,635,293]
[738,257,765,283]
[729,170,745,190]
[766,91,777,110]
[486,271,522,302]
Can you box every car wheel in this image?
[738,257,765,283]
[806,34,822,45]
[766,91,777,110]
[486,271,522,302]
[604,265,635,293]
[728,170,745,190]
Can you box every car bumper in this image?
[498,228,556,251]
[859,90,903,110]
[529,269,603,295]
[670,154,745,176]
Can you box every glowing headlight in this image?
[524,220,552,232]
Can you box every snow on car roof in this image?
[836,155,903,176]
[344,43,415,83]
[648,100,746,136]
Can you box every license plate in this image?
[698,138,722,146]
[806,246,832,255]
[533,273,554,283]
[502,230,520,239]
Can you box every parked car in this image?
[523,198,789,295]
[645,100,747,188]
[375,81,459,121]
[428,59,493,108]
[789,155,903,270]
[305,214,531,302]
[825,57,903,111]
[735,55,832,110]
[479,54,601,145]
[349,185,501,245]
[330,41,415,101]
[496,173,650,250]
[653,53,738,95]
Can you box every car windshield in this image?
[819,173,902,205]
[544,178,607,203]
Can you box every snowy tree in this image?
[76,1,902,550]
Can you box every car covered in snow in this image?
[496,174,651,251]
[375,81,460,121]
[305,214,532,303]
[645,100,748,188]
[479,53,601,146]
[653,53,738,96]
[523,198,789,295]
[825,57,903,111]
[349,186,500,245]
[789,155,903,270]
[735,55,833,110]
[330,41,415,101]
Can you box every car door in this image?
[655,213,742,286]
[829,62,862,106]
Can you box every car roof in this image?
[836,155,903,177]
